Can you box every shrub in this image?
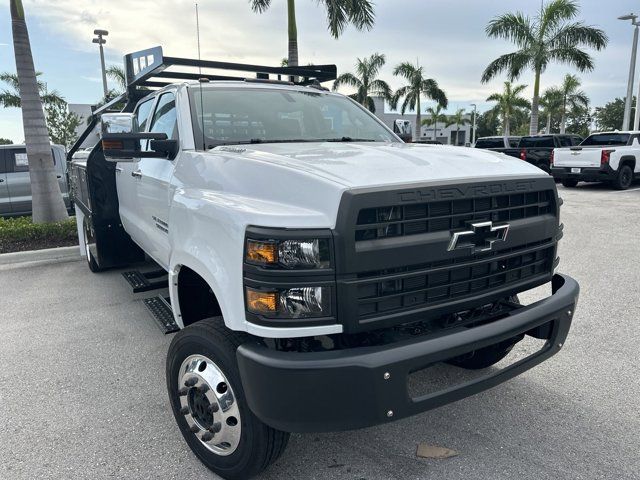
[0,216,78,253]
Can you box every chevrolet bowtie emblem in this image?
[447,221,510,253]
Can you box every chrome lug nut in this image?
[386,410,394,418]
[201,432,214,442]
[184,377,198,387]
[208,403,219,413]
[209,422,222,433]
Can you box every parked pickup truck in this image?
[552,131,640,189]
[0,143,71,217]
[476,134,582,173]
[68,47,579,480]
[474,136,521,149]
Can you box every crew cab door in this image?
[0,149,10,215]
[134,91,179,267]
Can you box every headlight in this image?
[246,238,331,269]
[246,286,332,318]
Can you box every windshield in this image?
[580,133,630,147]
[189,87,397,149]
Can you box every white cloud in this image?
[15,0,634,111]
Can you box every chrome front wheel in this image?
[178,354,242,456]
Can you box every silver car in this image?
[0,144,71,217]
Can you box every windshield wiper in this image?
[325,137,378,142]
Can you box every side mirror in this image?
[100,113,178,161]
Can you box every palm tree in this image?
[10,0,68,222]
[250,0,375,67]
[0,72,64,108]
[446,108,471,145]
[558,74,588,133]
[421,105,447,141]
[481,0,607,135]
[332,53,392,113]
[486,81,530,136]
[539,87,563,133]
[106,65,126,91]
[392,61,448,141]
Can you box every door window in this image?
[149,92,178,140]
[135,98,155,132]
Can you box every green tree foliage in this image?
[421,105,448,140]
[475,110,500,138]
[0,71,64,108]
[0,138,13,145]
[333,53,392,113]
[486,81,530,136]
[446,108,471,145]
[45,100,82,149]
[392,61,447,141]
[593,98,627,132]
[481,0,607,135]
[250,0,375,66]
[558,74,588,133]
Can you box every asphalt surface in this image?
[1,183,639,480]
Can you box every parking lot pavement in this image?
[1,184,639,480]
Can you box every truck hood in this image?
[212,142,547,189]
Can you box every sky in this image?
[0,0,636,142]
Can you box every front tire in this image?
[561,178,579,188]
[614,164,633,190]
[166,318,289,480]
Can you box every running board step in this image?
[122,269,168,293]
[143,295,180,334]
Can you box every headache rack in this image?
[68,45,337,160]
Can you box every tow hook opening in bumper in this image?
[237,274,579,434]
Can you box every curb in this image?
[0,245,82,267]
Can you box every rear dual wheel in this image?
[166,318,289,480]
[82,220,102,272]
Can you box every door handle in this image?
[115,167,123,173]
[57,175,62,179]
[0,178,4,183]
[131,170,142,178]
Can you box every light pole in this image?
[619,14,638,130]
[92,29,109,98]
[470,103,477,146]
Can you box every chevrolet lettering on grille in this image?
[447,221,510,253]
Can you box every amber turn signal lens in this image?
[246,288,278,314]
[102,139,124,150]
[246,240,277,264]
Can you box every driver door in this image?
[116,96,155,245]
[134,91,179,268]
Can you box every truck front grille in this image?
[355,190,554,241]
[333,176,560,333]
[354,240,554,318]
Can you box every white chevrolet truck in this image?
[69,47,579,480]
[552,131,640,189]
